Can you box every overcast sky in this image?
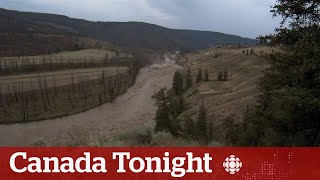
[0,0,280,38]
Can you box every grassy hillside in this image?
[174,46,278,143]
[0,8,258,51]
[187,47,266,117]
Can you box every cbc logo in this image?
[223,155,242,175]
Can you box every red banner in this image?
[0,148,319,179]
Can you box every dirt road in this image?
[0,63,180,146]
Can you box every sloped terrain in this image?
[180,46,276,124]
[0,8,257,51]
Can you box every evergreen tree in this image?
[185,67,193,89]
[152,88,171,133]
[196,68,203,83]
[176,96,185,115]
[173,70,184,95]
[236,0,320,146]
[196,104,208,142]
[205,70,209,82]
[152,89,181,137]
[222,116,240,145]
[242,50,246,54]
[246,49,249,56]
[184,116,195,139]
[170,96,185,136]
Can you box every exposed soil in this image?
[0,63,180,146]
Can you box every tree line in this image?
[152,68,220,144]
[0,56,133,76]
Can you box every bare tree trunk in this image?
[13,85,18,103]
[38,75,47,111]
[30,80,37,120]
[52,76,57,110]
[71,75,76,108]
[0,86,6,122]
[43,74,51,107]
[6,85,11,106]
[19,92,26,122]
[21,91,30,122]
[67,86,75,109]
[80,80,84,111]
[84,78,88,109]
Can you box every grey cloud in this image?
[0,0,280,38]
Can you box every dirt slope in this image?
[0,63,180,146]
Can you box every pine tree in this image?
[152,88,171,133]
[196,104,208,142]
[196,68,203,83]
[152,89,181,136]
[246,49,249,56]
[205,70,209,82]
[223,116,240,145]
[173,70,184,95]
[184,116,195,139]
[168,96,185,137]
[185,67,193,89]
[236,0,320,146]
[176,96,185,115]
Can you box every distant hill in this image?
[0,8,258,51]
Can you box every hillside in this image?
[0,8,258,51]
[176,46,276,143]
[0,33,115,57]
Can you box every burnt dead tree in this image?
[38,75,47,111]
[0,85,6,122]
[52,76,57,110]
[43,74,51,107]
[30,79,38,120]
